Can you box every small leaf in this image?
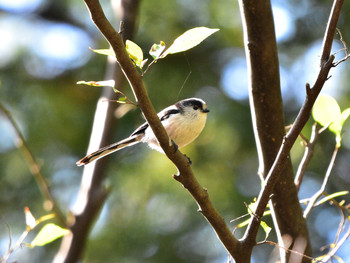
[260,221,272,240]
[31,223,70,247]
[161,27,219,58]
[341,108,350,126]
[24,207,36,229]
[77,80,115,87]
[312,94,342,131]
[90,47,115,57]
[117,97,128,104]
[313,94,343,147]
[149,41,166,59]
[126,40,144,68]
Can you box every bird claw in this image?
[171,140,178,153]
[184,154,192,166]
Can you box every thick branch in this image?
[242,0,343,254]
[238,0,310,260]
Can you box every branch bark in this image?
[240,0,343,261]
[78,0,244,260]
[238,1,310,261]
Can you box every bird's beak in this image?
[202,108,210,113]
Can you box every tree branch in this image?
[320,0,344,66]
[294,123,319,191]
[303,145,339,219]
[80,0,243,260]
[238,0,310,260]
[242,0,343,255]
[0,102,66,227]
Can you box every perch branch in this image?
[83,0,242,259]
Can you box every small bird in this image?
[76,98,210,166]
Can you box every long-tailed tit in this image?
[76,98,210,166]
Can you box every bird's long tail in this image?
[76,135,141,166]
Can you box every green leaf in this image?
[315,191,349,206]
[149,41,166,59]
[31,223,70,247]
[161,27,219,58]
[341,108,350,126]
[260,221,272,240]
[77,80,115,88]
[313,94,341,131]
[237,210,271,228]
[90,48,115,57]
[312,94,350,147]
[117,97,128,104]
[237,199,271,228]
[312,94,343,146]
[126,40,144,68]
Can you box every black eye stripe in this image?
[181,99,203,110]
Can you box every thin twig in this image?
[332,205,347,247]
[321,224,350,262]
[303,145,339,219]
[295,123,319,191]
[0,103,66,227]
[333,28,350,66]
[2,224,31,263]
[263,240,323,263]
[320,0,344,65]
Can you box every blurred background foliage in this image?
[0,0,350,262]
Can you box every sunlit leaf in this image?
[315,191,349,206]
[31,223,70,247]
[237,218,250,228]
[90,47,115,57]
[313,255,327,263]
[24,207,36,229]
[237,199,271,228]
[312,254,344,263]
[313,95,341,131]
[149,41,166,59]
[237,210,271,228]
[260,221,271,240]
[341,108,350,126]
[312,94,343,146]
[126,40,143,68]
[161,27,219,58]
[77,80,115,87]
[117,97,128,104]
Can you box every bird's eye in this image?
[193,105,199,110]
